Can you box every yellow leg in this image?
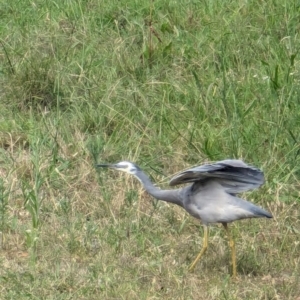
[222,223,237,278]
[189,225,208,272]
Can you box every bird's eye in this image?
[116,164,126,169]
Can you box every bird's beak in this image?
[96,163,115,168]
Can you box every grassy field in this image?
[1,0,300,299]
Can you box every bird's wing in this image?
[169,159,264,193]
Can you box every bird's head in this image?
[96,161,141,175]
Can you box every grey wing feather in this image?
[169,159,264,193]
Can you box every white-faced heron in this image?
[97,159,272,277]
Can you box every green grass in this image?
[1,0,300,299]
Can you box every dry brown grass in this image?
[0,131,299,299]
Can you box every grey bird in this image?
[96,159,272,277]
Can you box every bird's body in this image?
[181,181,270,224]
[97,159,272,277]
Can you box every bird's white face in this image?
[113,161,139,175]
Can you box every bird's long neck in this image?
[134,171,184,207]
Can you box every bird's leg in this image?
[222,223,237,278]
[188,225,208,272]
